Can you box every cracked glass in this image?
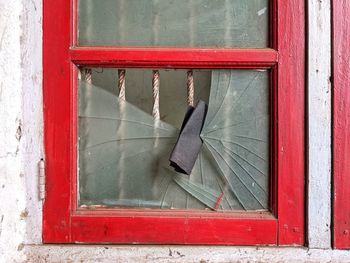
[78,69,270,210]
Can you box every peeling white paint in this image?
[20,0,44,246]
[0,0,27,261]
[23,246,350,263]
[308,0,332,249]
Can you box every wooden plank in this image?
[42,0,73,243]
[74,209,275,219]
[70,48,278,69]
[307,0,332,249]
[333,0,350,250]
[277,0,305,245]
[70,216,277,245]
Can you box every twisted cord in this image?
[118,69,126,101]
[187,70,195,106]
[152,70,160,120]
[85,68,92,84]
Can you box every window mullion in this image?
[70,48,278,69]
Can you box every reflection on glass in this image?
[78,69,269,210]
[78,0,269,48]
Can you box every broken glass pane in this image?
[78,0,269,48]
[78,69,269,210]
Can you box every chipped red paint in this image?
[70,48,278,69]
[276,0,305,245]
[333,0,350,250]
[43,0,305,245]
[70,216,277,245]
[43,0,72,243]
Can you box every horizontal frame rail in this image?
[70,215,277,245]
[74,209,276,220]
[70,47,278,69]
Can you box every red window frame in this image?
[43,0,305,245]
[333,0,350,250]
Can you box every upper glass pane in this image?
[78,0,269,48]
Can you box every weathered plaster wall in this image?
[21,246,350,263]
[0,0,43,261]
[20,0,44,246]
[0,0,349,262]
[307,0,332,249]
[0,1,27,262]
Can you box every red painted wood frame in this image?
[333,0,350,250]
[43,0,305,245]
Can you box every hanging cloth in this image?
[169,100,208,175]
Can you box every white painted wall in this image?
[0,1,29,262]
[0,0,348,262]
[307,0,332,249]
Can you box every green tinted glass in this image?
[78,69,270,210]
[78,0,269,47]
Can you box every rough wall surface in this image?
[0,0,349,262]
[0,1,27,262]
[22,246,350,263]
[307,0,332,249]
[20,0,44,246]
[0,0,43,261]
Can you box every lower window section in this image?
[78,69,270,211]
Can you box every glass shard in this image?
[78,69,269,210]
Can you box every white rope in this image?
[187,70,195,107]
[117,69,126,199]
[152,70,160,120]
[85,68,92,84]
[118,69,126,101]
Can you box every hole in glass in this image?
[78,68,270,211]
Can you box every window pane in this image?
[78,69,270,210]
[78,0,269,48]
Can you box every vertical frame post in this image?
[277,0,305,245]
[333,0,350,250]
